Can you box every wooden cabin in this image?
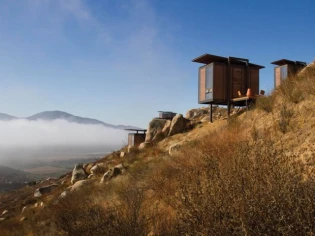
[192,54,265,121]
[158,111,177,120]
[271,59,306,87]
[125,129,147,147]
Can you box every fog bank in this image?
[0,119,127,165]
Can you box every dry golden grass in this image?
[2,63,315,236]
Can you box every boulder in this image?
[201,116,210,123]
[71,163,88,184]
[139,142,150,150]
[168,114,189,136]
[88,174,94,179]
[70,180,92,192]
[46,177,56,181]
[100,164,126,183]
[61,180,67,185]
[185,107,209,120]
[84,163,94,174]
[90,163,106,175]
[21,206,27,214]
[120,152,125,158]
[152,130,165,143]
[1,210,8,216]
[20,217,27,222]
[59,191,68,199]
[34,184,59,198]
[145,118,168,143]
[168,143,183,156]
[162,120,172,136]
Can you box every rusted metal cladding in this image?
[213,63,226,101]
[134,134,146,147]
[250,69,259,96]
[230,66,245,98]
[198,61,263,103]
[128,133,145,147]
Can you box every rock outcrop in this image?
[90,163,106,175]
[1,210,8,216]
[71,163,88,184]
[21,206,27,214]
[70,180,91,192]
[139,142,151,150]
[100,164,126,183]
[34,184,59,197]
[169,114,189,136]
[145,118,168,143]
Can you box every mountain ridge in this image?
[0,110,141,130]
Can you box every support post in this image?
[227,100,231,121]
[210,104,213,123]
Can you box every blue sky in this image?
[0,0,314,128]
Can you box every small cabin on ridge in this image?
[271,59,307,88]
[125,129,147,147]
[158,111,177,120]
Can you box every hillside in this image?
[0,166,37,193]
[0,63,315,235]
[0,110,140,130]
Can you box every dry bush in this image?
[277,65,315,104]
[278,104,294,133]
[277,75,305,104]
[147,128,315,235]
[0,219,28,236]
[255,94,276,113]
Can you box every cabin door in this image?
[231,67,244,98]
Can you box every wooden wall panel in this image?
[250,69,259,96]
[213,63,226,100]
[231,66,244,98]
[275,67,281,87]
[199,67,206,102]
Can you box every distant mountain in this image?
[0,111,141,130]
[0,113,17,121]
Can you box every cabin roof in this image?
[124,129,147,132]
[192,53,265,69]
[271,59,307,66]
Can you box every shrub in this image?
[255,94,275,113]
[147,129,315,235]
[278,104,294,133]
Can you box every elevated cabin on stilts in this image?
[271,59,307,88]
[192,53,265,122]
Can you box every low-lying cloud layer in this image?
[0,119,127,165]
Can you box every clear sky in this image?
[0,0,314,128]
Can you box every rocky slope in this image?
[0,63,315,235]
